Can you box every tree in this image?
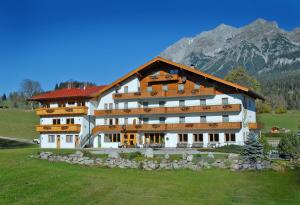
[242,132,264,163]
[2,94,7,101]
[20,79,42,100]
[278,133,299,160]
[225,67,261,92]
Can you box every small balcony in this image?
[36,106,88,116]
[248,123,262,129]
[144,74,180,83]
[94,104,241,116]
[112,88,215,100]
[36,124,81,133]
[93,122,242,134]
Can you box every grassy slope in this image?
[0,109,38,139]
[0,148,300,205]
[257,110,300,133]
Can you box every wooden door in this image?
[56,135,61,149]
[122,133,136,147]
[75,135,80,148]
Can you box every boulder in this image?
[207,152,214,159]
[182,152,188,160]
[108,152,120,159]
[186,155,193,162]
[144,148,154,158]
[164,153,170,160]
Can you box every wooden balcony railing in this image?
[94,104,241,116]
[36,106,88,116]
[113,88,215,100]
[248,123,262,129]
[36,124,81,133]
[144,74,180,83]
[93,122,242,134]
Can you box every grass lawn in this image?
[257,110,300,133]
[0,148,299,205]
[0,109,39,139]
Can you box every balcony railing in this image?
[36,124,81,133]
[94,104,241,116]
[93,122,242,134]
[144,74,180,83]
[248,123,262,129]
[112,88,215,100]
[36,106,88,116]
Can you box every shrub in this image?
[127,152,142,160]
[256,102,272,113]
[199,145,243,154]
[275,107,287,114]
[278,133,299,159]
[242,132,264,163]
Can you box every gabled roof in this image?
[91,57,264,100]
[30,85,106,101]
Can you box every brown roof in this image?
[30,85,106,101]
[91,57,264,100]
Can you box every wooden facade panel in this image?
[36,106,88,116]
[36,124,81,133]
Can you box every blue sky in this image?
[0,0,299,94]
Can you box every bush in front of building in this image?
[242,132,264,163]
[278,133,300,160]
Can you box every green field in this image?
[257,110,300,133]
[0,109,38,139]
[0,147,299,205]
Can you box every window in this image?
[222,115,229,122]
[147,85,153,93]
[53,118,61,125]
[115,88,119,93]
[209,133,219,142]
[143,102,148,108]
[194,83,201,89]
[225,133,236,142]
[104,118,107,125]
[169,69,178,74]
[179,100,185,107]
[66,118,75,124]
[115,118,119,125]
[104,134,121,142]
[104,103,108,110]
[68,101,75,105]
[78,101,85,106]
[159,117,166,124]
[124,86,128,93]
[138,101,142,108]
[66,135,73,143]
[193,134,203,142]
[200,116,206,123]
[159,101,165,107]
[109,103,113,110]
[48,135,55,143]
[143,118,149,124]
[145,133,165,144]
[115,102,119,109]
[124,118,128,125]
[178,134,188,142]
[222,98,229,105]
[178,84,184,91]
[124,102,128,109]
[58,103,65,107]
[162,84,168,91]
[109,118,113,125]
[179,116,185,123]
[200,99,206,106]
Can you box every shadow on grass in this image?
[0,138,36,149]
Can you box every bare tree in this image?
[20,79,42,109]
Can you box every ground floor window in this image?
[66,135,73,143]
[145,133,165,144]
[104,133,121,142]
[193,134,203,142]
[48,135,55,143]
[178,133,188,143]
[209,133,219,142]
[225,133,236,142]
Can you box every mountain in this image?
[160,18,300,78]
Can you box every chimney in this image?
[67,82,72,89]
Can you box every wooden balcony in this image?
[95,104,241,116]
[248,123,261,129]
[144,74,180,83]
[113,88,215,100]
[93,122,242,134]
[36,124,81,133]
[36,106,88,116]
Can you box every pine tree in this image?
[242,132,264,163]
[1,94,6,101]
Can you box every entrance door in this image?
[75,135,80,148]
[122,133,136,147]
[56,135,61,149]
